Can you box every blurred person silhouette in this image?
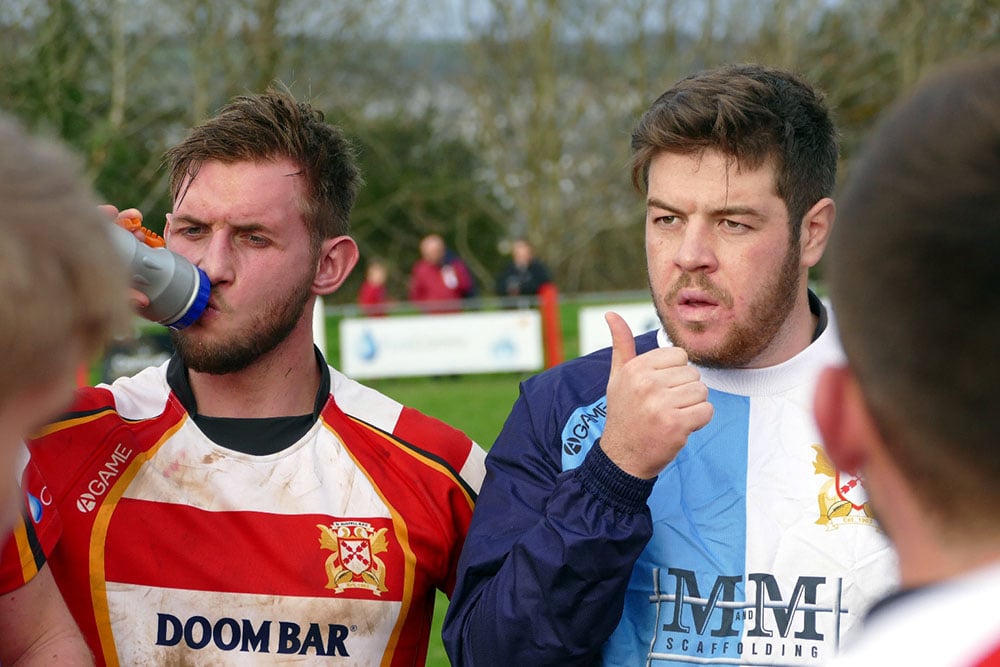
[444,63,897,666]
[408,233,474,313]
[816,55,1000,667]
[358,258,390,316]
[494,238,552,306]
[0,88,487,665]
[0,112,133,665]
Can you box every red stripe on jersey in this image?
[102,499,405,600]
[348,414,477,509]
[34,407,119,438]
[393,406,480,501]
[975,641,1000,667]
[329,413,479,665]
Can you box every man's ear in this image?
[800,197,835,269]
[313,236,359,296]
[814,364,880,474]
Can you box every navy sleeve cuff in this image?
[574,440,655,514]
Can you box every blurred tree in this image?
[335,111,508,304]
[0,0,414,233]
[0,0,176,227]
[0,0,97,144]
[453,0,650,292]
[452,0,999,290]
[1,0,996,293]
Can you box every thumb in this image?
[606,311,637,373]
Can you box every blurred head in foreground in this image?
[816,54,1000,585]
[0,113,132,529]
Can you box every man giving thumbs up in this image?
[444,63,896,667]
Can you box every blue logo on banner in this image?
[491,338,516,360]
[358,330,378,362]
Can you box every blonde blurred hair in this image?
[0,113,132,403]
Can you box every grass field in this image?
[364,373,526,666]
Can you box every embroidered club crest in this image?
[811,445,878,528]
[317,521,389,595]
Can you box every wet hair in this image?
[166,86,362,247]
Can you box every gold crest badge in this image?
[811,445,878,529]
[317,521,389,595]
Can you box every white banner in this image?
[577,302,660,356]
[340,310,544,378]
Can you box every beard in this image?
[171,270,314,375]
[655,240,801,369]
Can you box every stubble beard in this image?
[655,241,802,369]
[171,271,315,375]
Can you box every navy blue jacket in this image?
[442,331,660,665]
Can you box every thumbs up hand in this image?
[599,312,714,479]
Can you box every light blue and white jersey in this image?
[561,316,897,666]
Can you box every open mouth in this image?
[678,290,719,308]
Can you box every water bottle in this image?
[108,222,211,330]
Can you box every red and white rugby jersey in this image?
[1,355,486,666]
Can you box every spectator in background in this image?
[408,233,474,312]
[0,112,133,664]
[817,55,1000,667]
[358,258,390,316]
[494,238,552,303]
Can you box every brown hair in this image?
[166,86,362,248]
[630,63,838,239]
[829,54,1000,529]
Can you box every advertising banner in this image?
[577,302,659,356]
[340,310,543,378]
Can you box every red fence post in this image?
[538,283,564,369]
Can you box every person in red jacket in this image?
[358,259,390,316]
[408,233,474,313]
